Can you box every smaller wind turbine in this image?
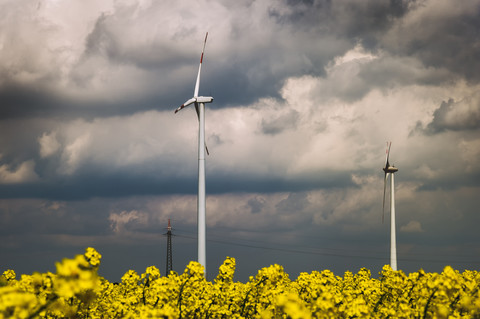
[383,142,399,271]
[174,33,213,275]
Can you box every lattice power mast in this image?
[165,219,173,275]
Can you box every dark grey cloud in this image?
[271,0,408,46]
[358,55,453,89]
[276,192,310,214]
[0,0,350,119]
[83,9,194,70]
[417,172,480,191]
[0,85,59,119]
[261,109,300,135]
[380,0,480,82]
[411,93,480,135]
[0,168,354,200]
[427,97,480,133]
[0,199,109,237]
[330,0,410,47]
[246,196,266,214]
[285,0,480,85]
[6,0,472,120]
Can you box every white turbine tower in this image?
[383,142,399,271]
[174,33,213,275]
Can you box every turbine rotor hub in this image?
[383,166,399,173]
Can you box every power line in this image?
[175,230,480,266]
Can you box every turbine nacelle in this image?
[175,96,214,113]
[382,142,398,174]
[383,166,398,174]
[197,96,214,104]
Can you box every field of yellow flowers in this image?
[1,248,479,318]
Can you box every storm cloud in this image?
[1,0,480,281]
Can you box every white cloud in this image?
[109,209,148,233]
[52,110,198,176]
[459,138,480,173]
[400,220,423,233]
[331,44,377,67]
[38,131,60,158]
[412,164,438,180]
[0,160,39,184]
[59,131,92,175]
[0,0,112,88]
[37,49,480,191]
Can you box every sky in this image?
[1,0,480,282]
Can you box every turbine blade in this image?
[193,32,208,98]
[194,102,210,155]
[174,98,196,113]
[174,104,186,114]
[385,142,392,168]
[195,102,200,119]
[382,172,388,223]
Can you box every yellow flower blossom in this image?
[1,249,480,318]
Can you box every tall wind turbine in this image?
[174,33,213,275]
[383,142,399,271]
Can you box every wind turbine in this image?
[383,142,399,271]
[174,32,213,275]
